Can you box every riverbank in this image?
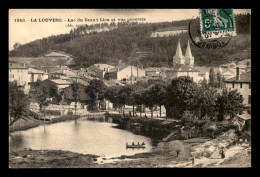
[9,115,82,133]
[9,129,251,168]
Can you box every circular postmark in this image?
[189,9,236,49]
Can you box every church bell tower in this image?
[173,39,185,67]
[184,40,194,67]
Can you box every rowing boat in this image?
[126,143,145,148]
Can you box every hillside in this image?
[9,13,251,68]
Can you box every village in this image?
[9,40,251,167]
[9,38,251,120]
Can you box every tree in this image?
[200,79,209,89]
[216,71,223,88]
[145,81,167,118]
[196,86,218,119]
[64,83,90,104]
[13,42,22,50]
[215,88,245,121]
[202,121,217,138]
[105,85,124,110]
[142,87,157,118]
[180,111,199,139]
[9,82,29,126]
[87,79,107,110]
[165,76,199,118]
[29,80,59,111]
[209,67,217,87]
[128,80,152,117]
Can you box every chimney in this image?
[236,67,240,80]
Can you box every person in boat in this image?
[138,142,140,146]
[132,142,135,146]
[142,142,145,146]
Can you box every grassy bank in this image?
[9,117,48,133]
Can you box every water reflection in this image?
[9,119,152,157]
[9,132,23,150]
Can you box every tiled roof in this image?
[237,59,251,65]
[88,65,103,73]
[94,63,115,69]
[9,62,28,69]
[49,79,72,85]
[106,67,118,73]
[64,58,76,65]
[30,57,69,67]
[167,64,199,72]
[225,71,251,83]
[144,67,159,72]
[222,68,236,75]
[43,67,61,73]
[237,112,251,120]
[44,51,74,58]
[9,57,40,65]
[28,68,45,74]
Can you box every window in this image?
[240,83,243,88]
[248,95,251,104]
[249,83,251,89]
[232,83,234,88]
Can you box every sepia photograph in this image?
[8,8,251,168]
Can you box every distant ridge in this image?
[9,13,251,68]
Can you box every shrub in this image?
[214,121,237,137]
[238,131,251,141]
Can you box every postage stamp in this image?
[200,9,237,39]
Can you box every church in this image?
[166,39,199,83]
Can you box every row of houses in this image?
[9,43,251,118]
[89,40,209,84]
[9,51,77,94]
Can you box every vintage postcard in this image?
[9,9,251,168]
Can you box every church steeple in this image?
[184,40,194,67]
[173,39,185,67]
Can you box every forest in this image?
[9,13,251,68]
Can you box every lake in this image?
[9,118,153,158]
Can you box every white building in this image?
[49,79,72,92]
[117,65,145,81]
[94,63,115,72]
[28,68,48,83]
[224,68,251,112]
[9,62,30,94]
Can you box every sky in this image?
[9,9,251,50]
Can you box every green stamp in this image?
[200,9,237,39]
